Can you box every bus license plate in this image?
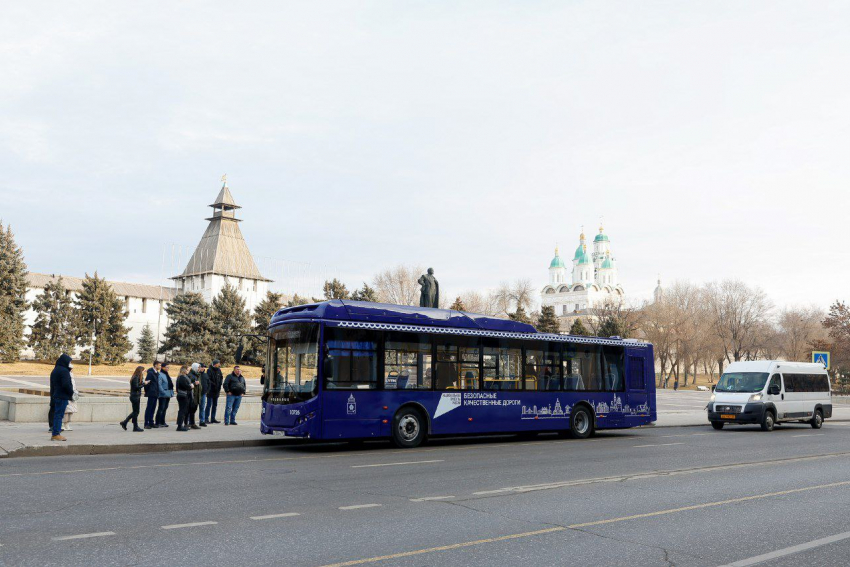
[720,414,735,420]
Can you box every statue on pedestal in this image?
[418,268,440,308]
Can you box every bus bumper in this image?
[707,403,766,424]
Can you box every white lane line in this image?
[351,460,444,469]
[792,433,826,438]
[52,531,115,541]
[410,496,455,502]
[339,504,382,511]
[161,521,217,530]
[633,442,685,448]
[719,530,850,566]
[251,512,300,520]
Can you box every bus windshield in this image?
[265,323,320,404]
[715,372,769,393]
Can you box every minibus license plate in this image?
[720,414,735,419]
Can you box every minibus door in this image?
[765,373,786,419]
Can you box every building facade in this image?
[541,226,624,325]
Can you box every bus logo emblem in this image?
[347,394,357,415]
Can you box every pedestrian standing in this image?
[49,354,74,441]
[175,365,193,432]
[144,361,161,428]
[197,363,209,427]
[155,362,174,427]
[187,363,202,430]
[673,377,679,391]
[121,366,146,432]
[63,373,79,431]
[205,360,223,424]
[223,365,247,426]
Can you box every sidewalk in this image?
[0,420,286,458]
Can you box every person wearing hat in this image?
[205,359,224,424]
[197,362,210,427]
[187,363,202,430]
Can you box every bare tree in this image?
[704,279,773,364]
[457,290,500,316]
[587,297,643,339]
[372,265,424,306]
[776,307,827,362]
[493,279,535,316]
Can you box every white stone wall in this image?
[176,274,267,315]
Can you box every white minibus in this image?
[707,361,831,431]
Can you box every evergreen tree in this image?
[160,292,213,362]
[508,306,533,325]
[28,277,76,360]
[569,318,590,336]
[287,294,311,307]
[136,323,158,363]
[323,278,350,300]
[351,283,378,302]
[211,283,251,364]
[75,272,132,365]
[449,296,467,311]
[598,316,627,338]
[536,305,560,334]
[0,222,28,362]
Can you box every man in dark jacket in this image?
[223,366,247,426]
[187,363,202,430]
[205,360,223,424]
[197,363,209,426]
[143,361,161,429]
[49,354,75,441]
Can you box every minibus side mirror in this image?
[768,385,780,395]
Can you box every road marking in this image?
[251,513,300,520]
[82,376,129,384]
[0,376,48,388]
[351,460,444,468]
[319,480,850,567]
[410,496,455,502]
[339,504,382,511]
[161,521,217,530]
[719,530,850,566]
[792,433,825,437]
[633,442,685,448]
[52,532,115,541]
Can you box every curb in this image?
[0,438,291,459]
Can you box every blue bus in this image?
[260,300,656,447]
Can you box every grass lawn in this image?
[0,360,262,379]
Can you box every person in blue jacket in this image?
[155,362,175,427]
[50,354,75,441]
[143,361,162,428]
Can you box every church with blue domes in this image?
[541,225,624,322]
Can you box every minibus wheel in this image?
[810,410,823,429]
[711,421,724,430]
[392,407,426,448]
[569,406,593,439]
[760,410,775,432]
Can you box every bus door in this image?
[626,355,649,417]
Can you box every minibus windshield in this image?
[715,372,769,393]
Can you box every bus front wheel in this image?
[569,406,594,439]
[392,407,427,448]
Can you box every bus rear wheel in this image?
[569,406,594,439]
[392,407,426,448]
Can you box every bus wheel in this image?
[569,406,593,439]
[811,410,823,429]
[392,407,426,448]
[760,410,775,432]
[711,421,724,430]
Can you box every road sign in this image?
[812,351,830,369]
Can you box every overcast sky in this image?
[2,1,848,308]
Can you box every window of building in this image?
[324,327,378,390]
[239,277,244,290]
[384,332,432,390]
[142,298,147,314]
[200,274,205,289]
[253,279,257,292]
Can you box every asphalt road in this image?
[2,422,850,566]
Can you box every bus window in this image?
[436,336,479,390]
[324,327,378,390]
[602,346,625,391]
[578,345,603,390]
[268,323,320,403]
[384,332,432,390]
[482,340,522,391]
[563,344,585,391]
[525,347,559,391]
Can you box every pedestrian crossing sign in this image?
[812,351,830,369]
